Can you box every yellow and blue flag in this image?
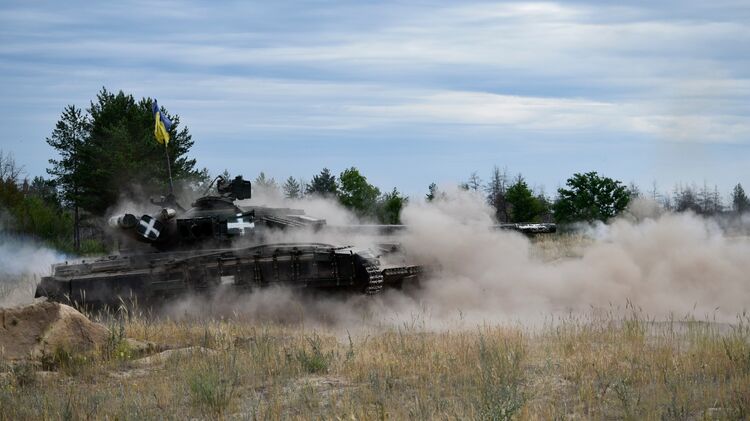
[152,99,172,145]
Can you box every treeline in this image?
[1,87,749,255]
[245,168,408,224]
[439,169,632,224]
[637,182,749,216]
[0,151,80,252]
[449,168,749,224]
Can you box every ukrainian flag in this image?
[152,99,172,145]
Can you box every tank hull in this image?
[35,243,420,308]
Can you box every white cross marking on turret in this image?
[227,218,255,235]
[139,217,160,238]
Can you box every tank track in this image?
[364,264,384,295]
[35,244,422,306]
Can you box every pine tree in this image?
[732,183,749,213]
[47,88,202,216]
[46,105,87,248]
[282,176,302,199]
[426,182,438,202]
[306,168,338,197]
[506,175,544,222]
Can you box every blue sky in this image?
[1,1,748,198]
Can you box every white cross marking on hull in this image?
[227,218,255,235]
[139,217,160,238]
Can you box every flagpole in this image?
[154,99,175,196]
[163,141,174,195]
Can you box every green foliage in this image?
[0,150,24,206]
[295,334,334,374]
[48,88,202,216]
[0,156,80,251]
[553,171,630,223]
[506,176,545,222]
[29,177,61,210]
[377,188,408,224]
[306,168,338,197]
[11,195,73,249]
[78,239,108,255]
[732,183,749,213]
[102,316,131,361]
[282,176,302,199]
[338,167,380,216]
[0,182,105,254]
[46,105,87,209]
[426,182,438,202]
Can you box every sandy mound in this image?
[0,301,109,360]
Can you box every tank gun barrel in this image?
[108,213,138,229]
[108,213,167,243]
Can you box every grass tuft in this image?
[295,334,335,374]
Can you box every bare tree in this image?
[674,183,700,213]
[648,180,660,202]
[485,166,510,222]
[466,172,482,192]
[628,181,641,199]
[0,150,24,184]
[696,182,722,215]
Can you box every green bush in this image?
[295,334,334,374]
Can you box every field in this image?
[1,235,749,420]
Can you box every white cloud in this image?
[347,90,750,143]
[1,1,749,145]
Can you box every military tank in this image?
[35,175,421,307]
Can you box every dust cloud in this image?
[394,191,750,325]
[0,234,65,308]
[163,188,750,328]
[5,184,749,327]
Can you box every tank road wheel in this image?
[364,264,384,295]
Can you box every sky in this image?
[0,0,748,199]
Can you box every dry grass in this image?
[1,235,748,419]
[0,308,748,420]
